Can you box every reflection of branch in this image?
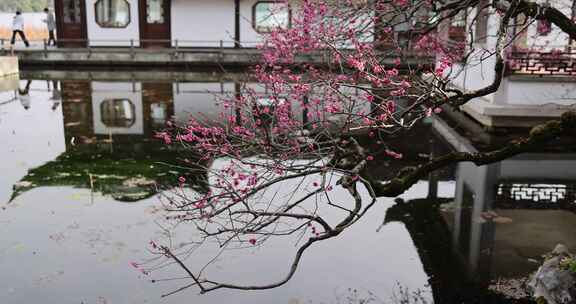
[155,1,576,296]
[198,175,374,294]
[161,112,576,295]
[161,246,206,293]
[231,210,334,233]
[163,137,378,295]
[368,111,576,197]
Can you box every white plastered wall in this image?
[502,79,576,106]
[173,82,234,124]
[171,0,236,47]
[450,6,501,104]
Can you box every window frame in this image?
[252,1,292,34]
[94,0,132,29]
[100,98,136,128]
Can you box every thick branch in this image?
[367,111,576,197]
[517,0,576,40]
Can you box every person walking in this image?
[50,81,61,111]
[43,8,57,46]
[17,80,32,110]
[10,11,30,55]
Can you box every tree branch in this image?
[367,111,576,197]
[516,0,576,40]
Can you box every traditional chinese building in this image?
[447,0,576,128]
[54,0,291,47]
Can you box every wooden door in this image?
[139,0,171,48]
[142,83,174,136]
[55,0,87,47]
[61,81,93,143]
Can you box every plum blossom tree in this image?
[147,0,576,296]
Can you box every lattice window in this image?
[506,50,576,77]
[495,183,576,212]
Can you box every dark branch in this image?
[517,0,576,40]
[367,111,576,197]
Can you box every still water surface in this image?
[0,74,574,303]
[0,77,447,304]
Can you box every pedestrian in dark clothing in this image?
[10,11,30,55]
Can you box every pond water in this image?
[0,72,575,304]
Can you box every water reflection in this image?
[0,71,573,303]
[0,79,66,204]
[17,80,32,110]
[0,74,440,304]
[449,154,576,283]
[432,120,576,301]
[6,76,377,203]
[379,129,576,302]
[6,79,211,203]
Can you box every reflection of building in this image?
[434,114,576,285]
[93,82,143,134]
[172,81,231,125]
[9,78,219,203]
[452,155,576,284]
[100,98,136,128]
[62,81,175,142]
[9,75,390,205]
[57,77,378,149]
[381,114,576,301]
[54,0,293,47]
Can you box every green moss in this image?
[11,143,210,202]
[570,261,576,274]
[529,121,562,139]
[535,296,548,304]
[561,111,576,131]
[561,257,576,274]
